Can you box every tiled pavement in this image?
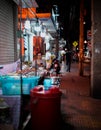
[60,62,101,130]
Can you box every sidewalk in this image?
[60,62,101,130]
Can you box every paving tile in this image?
[60,63,101,130]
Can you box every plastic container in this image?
[2,76,40,95]
[30,86,62,130]
[43,78,52,90]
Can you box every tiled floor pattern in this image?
[60,63,101,130]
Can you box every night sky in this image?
[36,0,91,46]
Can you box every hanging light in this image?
[34,18,41,32]
[25,8,31,30]
[40,24,46,37]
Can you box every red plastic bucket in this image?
[30,86,62,130]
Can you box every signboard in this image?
[73,41,78,47]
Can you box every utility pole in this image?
[79,0,84,76]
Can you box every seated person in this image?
[32,52,46,84]
[32,52,46,69]
[50,58,61,75]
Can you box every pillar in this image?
[91,0,101,98]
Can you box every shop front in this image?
[0,1,62,130]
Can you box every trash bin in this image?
[30,86,62,130]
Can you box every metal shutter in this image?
[0,0,17,64]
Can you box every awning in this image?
[13,0,39,8]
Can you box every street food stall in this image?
[0,1,61,130]
[0,61,40,130]
[0,58,61,130]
